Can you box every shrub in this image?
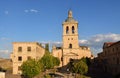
[81,57,91,66]
[72,60,88,75]
[21,59,43,78]
[39,53,60,69]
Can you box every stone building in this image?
[10,42,45,74]
[98,41,120,75]
[52,10,92,66]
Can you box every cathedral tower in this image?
[62,10,80,65]
[62,10,79,49]
[52,10,91,66]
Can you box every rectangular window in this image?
[18,47,22,52]
[18,66,21,71]
[105,51,106,55]
[117,58,119,64]
[27,47,31,52]
[116,47,118,51]
[113,48,114,52]
[18,56,22,61]
[113,57,115,61]
[27,56,31,60]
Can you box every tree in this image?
[72,60,88,75]
[21,59,43,78]
[40,54,54,69]
[39,53,60,69]
[80,57,91,66]
[45,43,49,52]
[39,43,60,70]
[53,57,60,66]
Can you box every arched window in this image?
[72,26,75,34]
[66,26,69,34]
[69,44,72,48]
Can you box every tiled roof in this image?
[105,42,115,46]
[65,17,77,22]
[104,41,120,48]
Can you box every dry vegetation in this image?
[0,58,12,70]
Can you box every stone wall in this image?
[0,72,5,78]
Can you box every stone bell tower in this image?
[62,10,79,49]
[52,10,91,66]
[62,10,80,65]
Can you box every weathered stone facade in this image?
[10,10,92,74]
[98,41,120,75]
[10,42,45,74]
[0,72,5,78]
[52,10,92,66]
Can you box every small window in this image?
[18,47,22,52]
[27,47,31,52]
[66,26,69,34]
[72,26,75,34]
[113,48,114,52]
[18,56,22,61]
[27,56,31,60]
[61,57,63,61]
[105,51,106,55]
[113,57,115,61]
[117,58,119,64]
[116,47,118,51]
[18,66,21,71]
[69,44,72,48]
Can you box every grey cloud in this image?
[0,50,9,54]
[40,33,120,56]
[79,33,120,56]
[0,50,11,58]
[0,37,10,41]
[40,41,62,48]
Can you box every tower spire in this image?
[64,10,77,22]
[68,10,72,18]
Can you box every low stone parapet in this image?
[0,72,5,78]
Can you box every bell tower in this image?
[52,10,91,66]
[62,10,79,49]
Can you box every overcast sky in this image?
[0,0,120,58]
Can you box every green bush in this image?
[72,60,88,75]
[53,57,60,66]
[39,54,53,69]
[21,59,43,78]
[81,57,91,66]
[39,53,60,69]
[44,74,51,78]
